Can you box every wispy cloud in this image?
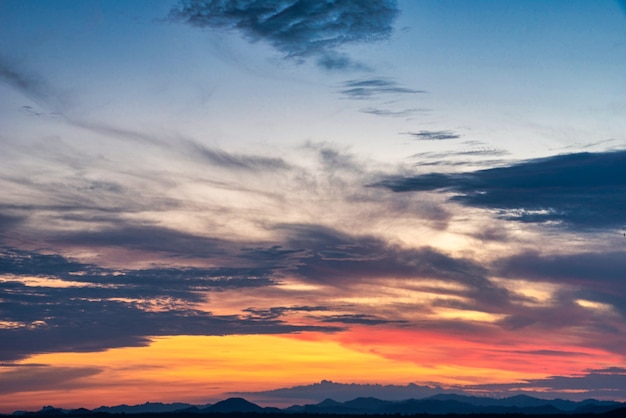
[360,107,421,117]
[169,0,399,71]
[403,130,461,140]
[0,58,46,102]
[339,78,426,99]
[186,140,291,171]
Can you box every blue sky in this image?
[1,0,626,412]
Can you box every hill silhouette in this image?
[6,395,626,417]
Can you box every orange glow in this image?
[0,333,465,412]
[319,327,625,378]
[2,329,624,413]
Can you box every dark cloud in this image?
[316,313,407,325]
[275,224,509,308]
[51,224,238,260]
[0,213,26,233]
[340,78,426,99]
[0,247,340,361]
[374,150,626,229]
[243,305,331,320]
[243,306,409,326]
[170,0,399,70]
[497,250,626,315]
[404,130,461,140]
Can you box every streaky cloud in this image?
[340,78,426,99]
[360,107,420,117]
[186,140,291,171]
[404,130,461,140]
[0,58,46,103]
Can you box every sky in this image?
[1,0,626,413]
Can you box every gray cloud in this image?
[275,224,504,300]
[0,365,102,395]
[340,78,426,99]
[411,147,509,163]
[497,250,626,316]
[170,0,399,70]
[404,130,461,140]
[374,150,626,230]
[360,107,420,117]
[186,140,291,171]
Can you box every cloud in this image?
[186,140,291,171]
[233,380,446,403]
[243,305,331,320]
[339,78,426,99]
[0,56,69,112]
[374,150,626,230]
[169,0,399,70]
[360,107,420,117]
[0,365,101,395]
[0,247,342,361]
[403,130,461,140]
[0,58,46,103]
[411,147,509,163]
[465,368,626,401]
[276,224,499,294]
[497,250,626,316]
[0,213,25,233]
[316,51,370,71]
[316,313,407,325]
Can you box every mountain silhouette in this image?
[8,394,626,417]
[199,397,282,413]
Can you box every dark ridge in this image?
[6,395,626,417]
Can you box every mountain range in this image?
[9,394,626,416]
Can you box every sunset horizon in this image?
[1,0,626,414]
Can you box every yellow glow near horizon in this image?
[1,332,546,412]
